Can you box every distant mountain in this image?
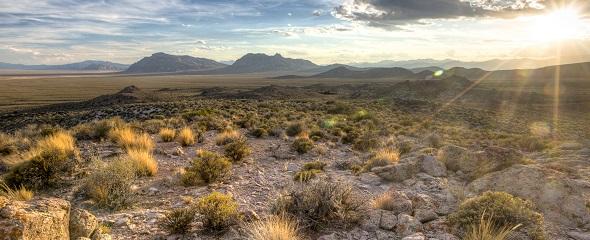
[349,58,588,71]
[442,61,590,81]
[219,53,317,74]
[125,52,226,73]
[410,66,444,73]
[276,66,420,79]
[0,60,128,71]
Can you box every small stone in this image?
[414,208,438,223]
[402,233,426,240]
[379,211,398,230]
[114,217,130,227]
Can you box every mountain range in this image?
[0,60,128,71]
[124,52,227,73]
[348,58,589,71]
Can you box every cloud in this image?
[332,0,550,29]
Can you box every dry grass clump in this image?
[286,122,306,137]
[159,128,176,142]
[294,161,327,181]
[464,212,521,240]
[84,159,136,210]
[181,150,232,186]
[109,128,154,152]
[215,129,242,146]
[273,181,366,230]
[0,181,34,201]
[160,207,196,235]
[126,149,158,177]
[74,117,126,140]
[4,131,79,189]
[372,192,396,211]
[365,148,400,170]
[177,127,196,146]
[448,191,545,240]
[224,139,252,162]
[195,191,239,231]
[292,136,314,154]
[0,133,19,156]
[245,215,300,240]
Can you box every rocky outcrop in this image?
[438,145,526,179]
[467,164,590,229]
[372,155,446,181]
[0,196,70,239]
[70,208,99,239]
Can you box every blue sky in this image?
[1,0,589,65]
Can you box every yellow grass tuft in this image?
[372,192,396,211]
[109,128,154,152]
[246,215,300,240]
[177,127,195,146]
[0,181,34,201]
[365,148,400,170]
[126,149,158,177]
[464,213,521,240]
[159,128,176,142]
[34,131,78,162]
[215,129,242,146]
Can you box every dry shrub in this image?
[84,159,136,210]
[372,192,396,211]
[181,150,232,186]
[224,139,252,162]
[365,148,399,170]
[126,149,158,177]
[464,212,521,240]
[177,127,195,146]
[246,215,300,240]
[293,169,322,182]
[215,129,242,146]
[0,181,34,201]
[292,137,314,154]
[74,117,126,140]
[195,191,239,231]
[32,131,78,164]
[161,207,196,234]
[109,128,154,152]
[159,128,176,142]
[273,181,366,230]
[286,122,306,137]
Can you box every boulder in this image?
[0,196,70,240]
[372,158,420,182]
[388,191,414,215]
[420,155,447,177]
[396,214,423,237]
[467,164,590,229]
[438,145,525,179]
[379,211,398,230]
[70,208,98,239]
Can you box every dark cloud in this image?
[332,0,550,29]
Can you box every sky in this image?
[1,0,590,65]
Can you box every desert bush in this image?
[396,140,414,155]
[74,117,126,140]
[0,181,34,201]
[159,128,176,142]
[126,149,158,177]
[513,136,548,152]
[195,191,239,231]
[293,169,322,182]
[109,128,154,152]
[0,133,18,156]
[161,207,196,234]
[352,110,374,122]
[224,139,252,162]
[352,133,380,152]
[448,191,545,240]
[309,130,327,141]
[365,148,399,170]
[464,212,521,240]
[250,127,268,138]
[245,215,300,240]
[286,122,306,137]
[372,192,397,211]
[302,161,326,171]
[141,119,166,134]
[181,150,232,186]
[272,181,366,230]
[215,129,242,146]
[327,102,352,114]
[4,131,79,189]
[84,159,136,210]
[292,137,314,154]
[177,127,196,146]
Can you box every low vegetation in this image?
[126,149,158,177]
[464,212,521,240]
[365,148,400,170]
[0,181,34,201]
[246,215,300,240]
[159,128,176,142]
[224,139,252,162]
[292,136,314,154]
[448,191,545,240]
[215,129,242,146]
[195,191,239,231]
[161,207,196,235]
[177,127,195,146]
[84,158,136,210]
[109,128,154,152]
[181,150,232,186]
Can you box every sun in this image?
[529,7,585,42]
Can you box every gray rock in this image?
[361,209,382,231]
[402,233,425,240]
[396,214,423,237]
[372,159,420,182]
[414,208,438,223]
[379,211,398,230]
[420,155,446,177]
[568,231,590,240]
[70,208,99,239]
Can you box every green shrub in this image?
[224,139,252,162]
[286,122,305,137]
[161,207,196,234]
[448,191,545,240]
[353,133,380,152]
[84,159,136,210]
[196,192,239,231]
[181,150,231,186]
[273,181,365,230]
[292,137,314,154]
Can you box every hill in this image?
[218,53,317,74]
[125,52,226,73]
[0,60,128,71]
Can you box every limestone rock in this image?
[372,158,420,182]
[396,214,423,237]
[70,208,98,239]
[420,155,446,177]
[414,208,438,223]
[0,196,70,240]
